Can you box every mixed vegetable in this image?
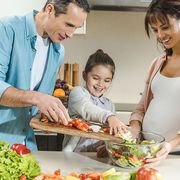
[0,142,41,180]
[41,116,90,132]
[106,131,161,168]
[34,167,162,180]
[0,140,163,180]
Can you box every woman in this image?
[130,0,180,164]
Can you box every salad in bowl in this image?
[106,131,165,168]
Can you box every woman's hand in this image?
[107,115,128,135]
[129,120,141,133]
[145,142,172,163]
[129,120,142,138]
[145,134,180,164]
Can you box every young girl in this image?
[63,49,128,155]
[130,0,180,163]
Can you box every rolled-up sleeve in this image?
[0,21,13,97]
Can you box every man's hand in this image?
[0,87,70,125]
[35,92,70,125]
[145,142,172,163]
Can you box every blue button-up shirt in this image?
[0,11,64,150]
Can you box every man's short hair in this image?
[43,0,90,16]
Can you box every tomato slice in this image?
[79,173,87,180]
[11,144,27,151]
[114,152,121,158]
[73,118,82,126]
[76,124,89,131]
[18,148,31,155]
[102,128,110,133]
[19,175,27,180]
[86,172,101,180]
[69,118,89,131]
[82,123,89,129]
[11,144,31,155]
[54,169,61,175]
[67,122,73,127]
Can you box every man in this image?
[0,0,89,150]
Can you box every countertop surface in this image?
[33,151,180,180]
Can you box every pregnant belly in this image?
[142,100,180,141]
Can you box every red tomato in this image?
[79,173,87,180]
[69,172,80,178]
[136,167,162,180]
[114,152,121,158]
[128,155,139,161]
[11,144,26,151]
[11,144,18,150]
[11,144,31,155]
[102,128,110,133]
[67,122,73,127]
[86,172,101,180]
[70,118,89,131]
[76,124,88,131]
[73,118,81,126]
[18,148,31,155]
[82,122,89,129]
[54,169,61,175]
[19,175,27,180]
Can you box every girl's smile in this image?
[85,65,113,97]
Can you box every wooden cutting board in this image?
[30,117,123,143]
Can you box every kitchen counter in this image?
[114,103,136,124]
[115,103,136,112]
[33,151,180,180]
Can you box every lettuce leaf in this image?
[0,142,41,180]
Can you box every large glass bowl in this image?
[105,131,165,169]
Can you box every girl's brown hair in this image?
[145,0,180,56]
[83,49,115,79]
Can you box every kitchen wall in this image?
[0,1,163,104]
[63,10,162,104]
[0,0,44,17]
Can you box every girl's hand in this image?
[145,142,172,163]
[107,115,128,135]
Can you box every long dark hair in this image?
[43,0,90,16]
[145,0,180,56]
[83,49,115,79]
